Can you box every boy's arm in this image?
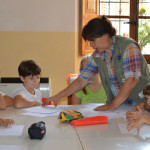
[4,95,14,107]
[14,95,42,109]
[0,118,15,127]
[144,116,150,125]
[0,93,6,110]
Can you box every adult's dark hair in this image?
[18,60,41,77]
[143,84,150,96]
[82,15,116,41]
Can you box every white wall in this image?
[0,0,76,32]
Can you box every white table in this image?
[0,107,82,150]
[0,106,150,150]
[76,119,150,150]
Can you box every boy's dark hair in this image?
[82,15,116,41]
[18,60,41,77]
[143,84,150,96]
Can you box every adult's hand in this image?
[42,96,60,107]
[35,101,42,106]
[94,103,117,111]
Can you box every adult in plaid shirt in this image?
[43,16,150,111]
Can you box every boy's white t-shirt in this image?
[0,91,6,96]
[13,85,42,102]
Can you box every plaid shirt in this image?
[79,37,142,105]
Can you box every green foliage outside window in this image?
[138,6,150,50]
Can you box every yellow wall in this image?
[0,0,82,104]
[0,31,81,104]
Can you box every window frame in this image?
[80,0,150,64]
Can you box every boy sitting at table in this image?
[126,84,150,133]
[0,92,13,110]
[13,60,42,109]
[126,84,150,121]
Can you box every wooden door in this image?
[80,0,99,56]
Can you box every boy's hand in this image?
[133,102,145,111]
[0,118,15,127]
[126,106,144,121]
[127,116,146,134]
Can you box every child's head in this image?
[18,60,41,89]
[143,84,150,100]
[18,60,41,77]
[80,54,91,72]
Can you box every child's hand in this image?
[0,118,15,128]
[126,106,144,121]
[35,101,42,106]
[133,102,145,111]
[127,116,146,134]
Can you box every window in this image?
[80,0,150,64]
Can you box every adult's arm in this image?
[94,77,139,111]
[43,77,88,106]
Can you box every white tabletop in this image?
[76,119,150,150]
[0,106,150,150]
[0,107,82,150]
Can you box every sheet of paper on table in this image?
[0,125,24,136]
[22,103,133,119]
[0,145,27,150]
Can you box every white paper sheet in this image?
[23,104,99,115]
[22,104,133,119]
[0,125,24,136]
[22,105,88,117]
[23,105,61,114]
[22,112,54,117]
[77,104,132,120]
[0,145,27,150]
[22,105,70,117]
